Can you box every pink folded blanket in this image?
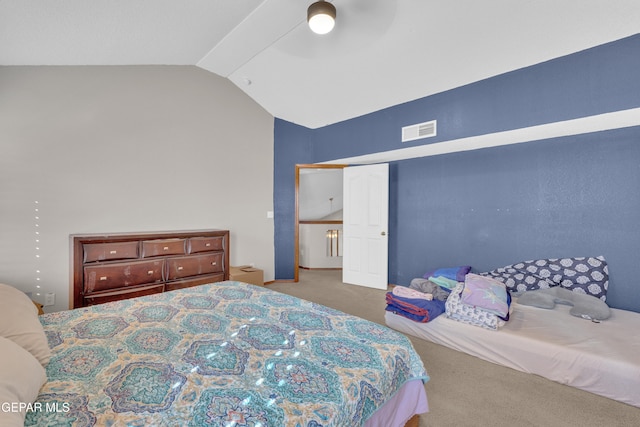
[392,286,433,300]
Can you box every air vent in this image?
[402,120,437,142]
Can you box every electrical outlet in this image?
[44,292,55,306]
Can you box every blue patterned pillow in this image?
[482,256,609,301]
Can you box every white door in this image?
[342,163,389,289]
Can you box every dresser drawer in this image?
[83,284,165,306]
[84,260,164,294]
[189,236,225,253]
[83,241,139,263]
[141,239,186,258]
[167,253,224,280]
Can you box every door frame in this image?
[294,163,347,282]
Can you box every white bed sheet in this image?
[385,300,640,408]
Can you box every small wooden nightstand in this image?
[32,300,44,315]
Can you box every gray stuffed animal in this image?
[517,287,611,321]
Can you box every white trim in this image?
[322,107,640,165]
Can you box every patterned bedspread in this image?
[27,281,427,426]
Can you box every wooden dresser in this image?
[71,230,229,308]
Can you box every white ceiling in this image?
[2,0,639,129]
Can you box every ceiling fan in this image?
[198,0,397,76]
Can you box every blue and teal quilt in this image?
[27,281,427,426]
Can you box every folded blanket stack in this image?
[386,266,468,323]
[387,265,512,327]
[385,290,446,323]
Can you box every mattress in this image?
[386,300,640,408]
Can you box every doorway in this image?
[294,164,346,282]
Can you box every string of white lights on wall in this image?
[34,200,42,298]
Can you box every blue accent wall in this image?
[273,120,315,279]
[274,34,640,312]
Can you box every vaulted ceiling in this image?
[2,1,639,128]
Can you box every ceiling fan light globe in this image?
[308,15,335,34]
[307,1,336,35]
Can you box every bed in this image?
[1,281,428,426]
[385,298,640,408]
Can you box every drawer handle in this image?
[109,250,117,254]
[177,266,184,271]
[163,246,169,251]
[205,243,211,247]
[211,262,217,266]
[147,270,154,275]
[100,276,107,281]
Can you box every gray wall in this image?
[0,66,275,312]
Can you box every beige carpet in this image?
[267,269,640,427]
